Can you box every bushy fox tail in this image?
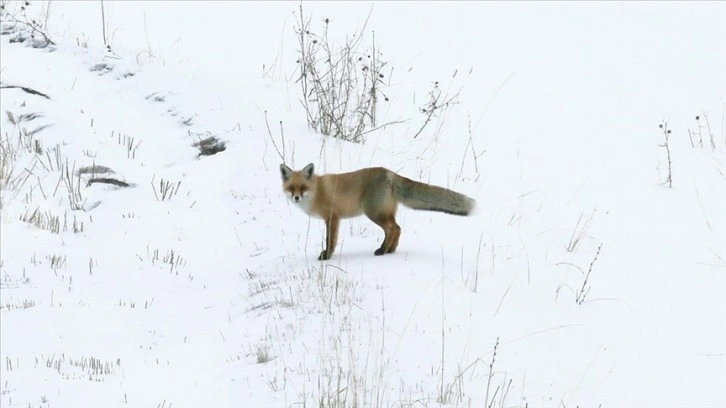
[393,175,476,216]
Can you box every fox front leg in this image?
[318,214,340,260]
[318,244,330,261]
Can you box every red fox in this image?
[280,163,476,260]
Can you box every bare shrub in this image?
[413,78,462,139]
[294,4,391,143]
[0,0,55,48]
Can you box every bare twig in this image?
[413,81,460,139]
[484,337,499,406]
[659,122,673,188]
[566,210,596,252]
[575,244,603,305]
[700,114,716,151]
[264,110,285,161]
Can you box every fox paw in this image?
[374,248,385,256]
[317,250,330,261]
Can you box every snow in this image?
[1,1,725,407]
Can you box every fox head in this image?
[280,163,316,210]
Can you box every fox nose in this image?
[294,195,301,202]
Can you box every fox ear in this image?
[280,164,293,182]
[302,163,315,180]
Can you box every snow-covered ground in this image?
[1,2,725,407]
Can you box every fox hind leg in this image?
[363,187,400,256]
[387,221,401,253]
[371,215,401,256]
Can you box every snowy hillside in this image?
[1,2,725,407]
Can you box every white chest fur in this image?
[290,195,318,218]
